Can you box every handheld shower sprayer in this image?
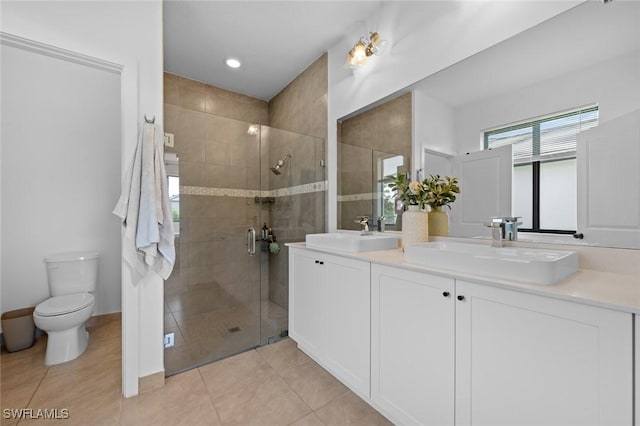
[270,154,292,175]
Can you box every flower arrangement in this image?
[389,173,460,210]
[423,174,460,210]
[388,173,427,208]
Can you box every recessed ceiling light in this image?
[225,57,241,69]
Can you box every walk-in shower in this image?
[163,117,325,376]
[270,153,291,175]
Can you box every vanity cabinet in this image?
[291,248,634,426]
[455,280,632,426]
[289,247,371,397]
[370,265,632,426]
[371,264,455,425]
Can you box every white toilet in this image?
[33,251,98,366]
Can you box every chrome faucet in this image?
[487,216,522,247]
[503,217,523,241]
[355,216,371,235]
[488,218,505,248]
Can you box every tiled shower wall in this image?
[338,92,412,230]
[267,54,328,309]
[163,52,327,315]
[163,73,269,306]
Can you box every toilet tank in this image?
[44,251,99,296]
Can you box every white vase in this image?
[402,205,429,248]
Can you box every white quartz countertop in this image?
[287,243,640,314]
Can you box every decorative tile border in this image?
[338,192,380,202]
[180,180,327,198]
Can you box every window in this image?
[484,106,598,233]
[168,175,180,223]
[377,154,405,228]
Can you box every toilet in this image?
[33,251,98,366]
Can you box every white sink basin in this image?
[305,231,399,253]
[404,241,578,285]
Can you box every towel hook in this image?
[144,114,155,124]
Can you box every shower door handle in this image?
[247,228,256,256]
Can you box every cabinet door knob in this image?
[442,291,450,298]
[457,295,465,301]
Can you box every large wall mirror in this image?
[337,0,640,249]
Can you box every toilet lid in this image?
[35,293,95,317]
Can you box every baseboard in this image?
[138,370,165,394]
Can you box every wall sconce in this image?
[345,32,387,69]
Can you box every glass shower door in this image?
[163,115,263,375]
[163,116,326,376]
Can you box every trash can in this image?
[1,307,35,352]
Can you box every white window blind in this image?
[485,106,598,164]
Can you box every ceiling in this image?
[163,1,382,101]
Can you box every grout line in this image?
[196,367,224,425]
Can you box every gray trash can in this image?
[1,307,35,352]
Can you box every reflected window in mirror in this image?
[485,106,598,234]
[377,154,405,228]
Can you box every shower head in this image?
[270,154,291,175]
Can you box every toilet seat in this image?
[35,293,95,317]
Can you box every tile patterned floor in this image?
[1,314,392,425]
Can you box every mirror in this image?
[338,93,411,231]
[337,0,640,249]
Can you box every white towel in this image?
[113,122,175,281]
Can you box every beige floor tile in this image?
[1,338,49,426]
[212,374,311,426]
[120,369,221,426]
[280,360,349,410]
[85,313,121,343]
[313,392,394,426]
[256,338,312,374]
[199,350,277,401]
[291,412,326,426]
[23,358,122,425]
[44,335,121,378]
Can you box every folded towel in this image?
[113,122,175,282]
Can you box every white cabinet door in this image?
[577,109,640,249]
[289,248,371,398]
[371,264,455,425]
[289,248,326,355]
[324,255,371,398]
[455,280,633,426]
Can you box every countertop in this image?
[287,242,640,315]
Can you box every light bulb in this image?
[369,32,387,56]
[353,41,368,67]
[225,57,241,69]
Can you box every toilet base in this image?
[44,325,89,366]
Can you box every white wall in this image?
[1,0,164,392]
[326,0,584,230]
[1,45,121,316]
[413,88,456,174]
[455,51,640,154]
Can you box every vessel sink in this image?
[404,241,578,285]
[305,231,399,253]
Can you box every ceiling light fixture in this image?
[225,57,242,69]
[345,32,387,69]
